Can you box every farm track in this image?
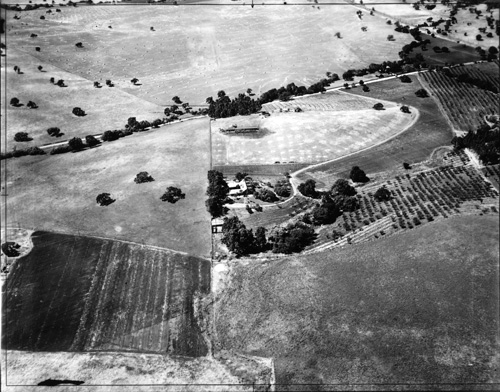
[3,232,211,356]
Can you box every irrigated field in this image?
[215,214,500,389]
[295,75,453,187]
[2,231,211,356]
[420,64,499,134]
[212,92,415,166]
[1,118,212,257]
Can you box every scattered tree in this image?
[161,186,185,203]
[93,81,100,88]
[14,132,31,142]
[50,77,55,84]
[403,162,412,170]
[27,100,38,109]
[10,97,20,106]
[399,75,412,83]
[47,127,61,137]
[75,42,83,48]
[37,65,43,71]
[134,171,154,184]
[373,102,384,110]
[415,88,429,97]
[96,193,115,206]
[172,96,182,104]
[56,79,65,87]
[400,105,410,113]
[72,107,86,116]
[350,166,369,183]
[131,78,139,85]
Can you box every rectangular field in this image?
[2,231,211,356]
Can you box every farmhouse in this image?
[227,179,248,196]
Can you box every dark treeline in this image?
[207,76,340,118]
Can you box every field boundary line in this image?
[2,227,211,261]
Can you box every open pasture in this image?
[295,75,453,187]
[212,107,414,166]
[1,48,164,151]
[1,118,212,258]
[5,4,415,107]
[420,66,499,133]
[2,231,210,356]
[215,214,500,388]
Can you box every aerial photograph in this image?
[0,0,499,390]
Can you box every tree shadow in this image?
[132,83,142,86]
[11,103,24,107]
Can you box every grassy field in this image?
[212,91,415,166]
[1,118,212,258]
[1,48,165,151]
[3,231,211,356]
[4,4,414,107]
[214,214,500,390]
[295,75,453,188]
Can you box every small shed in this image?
[212,218,224,234]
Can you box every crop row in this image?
[482,163,500,191]
[308,151,499,252]
[448,64,500,91]
[420,70,499,132]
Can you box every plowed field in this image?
[2,231,211,356]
